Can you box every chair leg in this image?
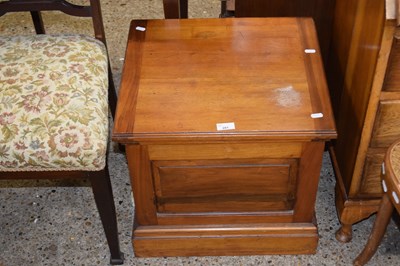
[220,0,227,17]
[89,167,124,265]
[163,0,180,18]
[354,194,394,266]
[179,0,188,18]
[30,11,45,34]
[108,63,118,119]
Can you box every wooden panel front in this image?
[383,34,400,91]
[330,0,386,193]
[359,149,385,197]
[152,159,298,213]
[371,98,400,147]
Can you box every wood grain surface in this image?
[113,18,336,144]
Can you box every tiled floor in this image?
[1,1,400,265]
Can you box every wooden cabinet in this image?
[234,0,336,68]
[113,18,336,257]
[327,0,400,242]
[164,0,337,68]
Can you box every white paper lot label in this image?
[311,113,324,118]
[135,26,146,31]
[305,49,316,53]
[216,122,235,131]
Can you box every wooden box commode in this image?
[112,18,337,257]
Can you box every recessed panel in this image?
[152,159,298,213]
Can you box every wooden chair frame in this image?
[162,0,188,18]
[0,0,123,264]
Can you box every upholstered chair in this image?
[0,0,123,264]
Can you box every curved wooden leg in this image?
[353,194,394,266]
[335,223,353,243]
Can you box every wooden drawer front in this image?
[359,150,385,197]
[371,100,400,147]
[152,159,298,213]
[148,143,303,161]
[383,36,400,91]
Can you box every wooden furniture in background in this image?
[327,0,400,242]
[161,0,335,64]
[113,17,336,257]
[233,0,336,69]
[162,0,230,18]
[353,139,400,266]
[162,0,187,18]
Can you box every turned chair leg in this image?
[353,194,394,266]
[89,167,124,265]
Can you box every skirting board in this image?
[132,223,318,257]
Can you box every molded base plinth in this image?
[133,223,318,257]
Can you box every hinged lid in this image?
[113,18,336,143]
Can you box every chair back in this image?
[0,0,107,45]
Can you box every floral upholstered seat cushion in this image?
[0,34,109,171]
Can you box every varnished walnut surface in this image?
[112,17,336,257]
[113,17,336,143]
